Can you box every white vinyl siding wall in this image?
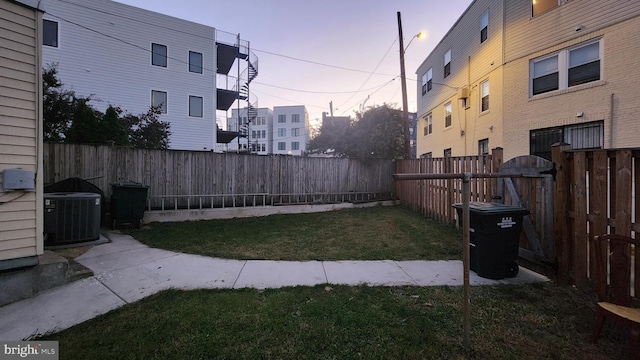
[0,0,43,261]
[41,0,217,150]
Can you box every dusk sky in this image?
[116,0,473,130]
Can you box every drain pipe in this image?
[609,93,614,148]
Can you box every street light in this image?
[397,11,426,159]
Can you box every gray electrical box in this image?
[2,168,35,191]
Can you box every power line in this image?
[337,37,398,114]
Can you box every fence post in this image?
[491,147,503,202]
[552,143,571,284]
[572,151,588,288]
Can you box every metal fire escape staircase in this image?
[215,30,259,144]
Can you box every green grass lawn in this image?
[126,206,463,261]
[39,283,626,360]
[39,206,626,359]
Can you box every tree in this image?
[122,106,171,149]
[42,65,76,141]
[308,104,405,159]
[345,104,404,159]
[43,65,170,149]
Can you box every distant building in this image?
[227,107,273,154]
[272,106,310,156]
[416,0,640,160]
[41,0,257,151]
[408,112,417,159]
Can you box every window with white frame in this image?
[481,80,489,112]
[278,114,286,123]
[252,131,256,139]
[43,19,58,47]
[444,49,451,78]
[423,113,432,136]
[278,128,286,137]
[530,40,600,96]
[261,130,266,138]
[189,51,202,73]
[422,68,433,95]
[532,0,558,17]
[444,102,452,128]
[278,142,286,151]
[292,114,300,123]
[151,90,167,113]
[480,10,489,43]
[189,96,203,117]
[292,142,300,150]
[152,43,167,67]
[292,128,300,136]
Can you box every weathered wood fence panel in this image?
[43,143,396,209]
[395,149,498,224]
[553,145,640,288]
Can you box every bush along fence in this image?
[43,143,396,210]
[552,144,640,289]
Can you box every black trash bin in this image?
[110,182,149,229]
[453,202,530,280]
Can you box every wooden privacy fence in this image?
[43,143,396,209]
[395,148,501,223]
[552,144,640,288]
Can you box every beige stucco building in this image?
[416,0,640,161]
[0,0,44,269]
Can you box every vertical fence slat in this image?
[573,151,588,288]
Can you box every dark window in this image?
[292,142,300,150]
[568,42,600,87]
[480,11,488,43]
[421,152,432,159]
[152,43,167,67]
[481,80,489,112]
[427,80,432,91]
[444,103,452,128]
[292,114,300,122]
[478,139,489,155]
[529,121,603,160]
[278,142,286,151]
[532,55,558,95]
[151,90,167,113]
[444,148,452,157]
[189,51,202,73]
[444,50,451,78]
[532,73,559,95]
[189,96,203,117]
[43,20,58,47]
[278,114,286,123]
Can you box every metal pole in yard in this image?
[462,172,471,349]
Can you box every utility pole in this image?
[397,11,411,159]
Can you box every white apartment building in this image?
[272,106,309,156]
[227,107,273,154]
[40,0,257,151]
[226,105,310,156]
[416,0,640,161]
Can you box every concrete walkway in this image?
[0,231,549,341]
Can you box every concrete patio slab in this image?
[234,260,326,289]
[0,277,124,341]
[323,260,416,286]
[75,233,148,260]
[77,246,178,273]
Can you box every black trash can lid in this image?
[453,201,529,215]
[110,181,149,188]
